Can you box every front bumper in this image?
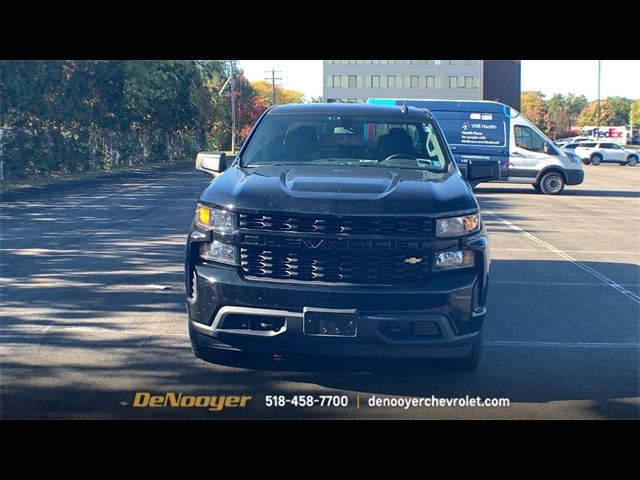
[565,168,584,186]
[187,263,487,359]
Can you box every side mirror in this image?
[195,151,228,176]
[466,160,500,183]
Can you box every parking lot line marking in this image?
[492,280,640,287]
[494,248,640,255]
[486,341,639,348]
[484,210,640,305]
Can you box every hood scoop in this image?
[281,166,398,197]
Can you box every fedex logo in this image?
[593,127,624,139]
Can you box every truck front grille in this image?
[239,213,433,237]
[240,247,430,285]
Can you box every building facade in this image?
[323,60,521,110]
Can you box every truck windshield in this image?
[241,114,451,173]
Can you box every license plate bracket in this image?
[303,308,358,337]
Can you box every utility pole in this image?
[596,60,601,140]
[230,61,237,153]
[265,69,282,106]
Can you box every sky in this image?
[238,60,640,101]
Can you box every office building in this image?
[323,60,521,110]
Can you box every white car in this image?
[574,141,639,166]
[556,136,592,147]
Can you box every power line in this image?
[265,69,282,106]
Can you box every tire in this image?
[532,183,542,192]
[446,328,483,371]
[539,171,565,195]
[627,155,638,166]
[591,154,602,165]
[582,158,591,165]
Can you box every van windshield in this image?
[241,114,451,173]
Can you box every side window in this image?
[600,143,614,149]
[514,125,552,153]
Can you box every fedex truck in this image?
[367,98,584,194]
[580,126,628,145]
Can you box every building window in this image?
[410,60,427,65]
[371,75,380,88]
[473,77,480,89]
[426,76,436,88]
[465,60,479,66]
[387,60,396,64]
[387,75,396,88]
[447,60,462,65]
[348,60,357,64]
[348,75,357,88]
[410,75,419,88]
[465,76,473,88]
[332,75,341,88]
[371,60,380,64]
[449,76,457,88]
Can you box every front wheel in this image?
[539,171,565,195]
[627,155,638,166]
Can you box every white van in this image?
[367,99,585,194]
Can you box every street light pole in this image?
[229,61,236,153]
[596,60,601,140]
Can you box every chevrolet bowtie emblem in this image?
[404,257,422,265]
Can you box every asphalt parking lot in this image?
[1,163,639,419]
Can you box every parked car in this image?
[186,103,499,370]
[555,136,592,147]
[574,142,639,166]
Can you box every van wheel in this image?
[532,183,542,192]
[628,155,638,166]
[446,328,483,371]
[591,154,602,165]
[539,171,565,195]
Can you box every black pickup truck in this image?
[185,103,497,370]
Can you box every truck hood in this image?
[199,165,477,216]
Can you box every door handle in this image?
[512,151,521,156]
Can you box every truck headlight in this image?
[195,204,238,234]
[434,249,475,270]
[436,214,480,237]
[199,241,239,266]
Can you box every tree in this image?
[564,93,588,130]
[251,80,304,106]
[577,100,618,126]
[631,99,640,130]
[545,93,589,136]
[520,91,554,136]
[547,94,569,137]
[605,96,633,125]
